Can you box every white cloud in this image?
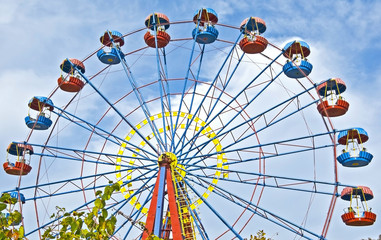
[0,1,18,24]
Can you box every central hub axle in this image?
[158,152,177,168]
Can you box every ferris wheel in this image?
[2,8,376,240]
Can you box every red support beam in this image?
[142,168,162,239]
[166,167,184,239]
[142,166,184,240]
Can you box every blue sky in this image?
[0,0,381,239]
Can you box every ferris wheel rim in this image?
[9,12,353,240]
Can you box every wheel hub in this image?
[158,152,178,168]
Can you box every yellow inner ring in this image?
[115,111,228,213]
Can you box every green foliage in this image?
[146,235,164,240]
[245,230,273,240]
[0,187,276,240]
[137,220,164,240]
[0,193,25,239]
[41,182,120,240]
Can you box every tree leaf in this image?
[0,193,11,203]
[106,220,115,235]
[19,225,24,237]
[92,206,99,216]
[110,216,117,225]
[70,220,78,233]
[94,198,102,209]
[11,210,22,225]
[102,209,108,219]
[0,203,7,211]
[112,183,120,192]
[10,197,17,205]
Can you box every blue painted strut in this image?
[66,59,159,155]
[2,167,155,196]
[170,11,204,152]
[181,176,243,240]
[183,129,337,165]
[51,105,156,158]
[119,187,154,239]
[153,166,167,236]
[177,44,207,156]
[22,142,156,165]
[176,50,285,158]
[180,87,320,163]
[152,14,169,151]
[173,31,243,154]
[185,173,323,240]
[25,171,156,237]
[178,47,247,157]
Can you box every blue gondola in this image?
[9,192,25,204]
[1,191,25,204]
[192,8,219,44]
[337,128,373,167]
[98,30,125,65]
[283,41,311,58]
[283,60,313,78]
[97,48,124,65]
[192,25,219,44]
[25,115,53,130]
[282,41,313,79]
[337,150,373,167]
[0,191,25,226]
[25,97,54,130]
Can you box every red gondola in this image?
[144,13,171,48]
[239,35,268,54]
[317,99,349,117]
[341,186,376,226]
[3,143,33,176]
[341,211,376,226]
[239,17,268,54]
[58,58,86,92]
[144,30,171,48]
[316,78,349,117]
[57,75,85,93]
